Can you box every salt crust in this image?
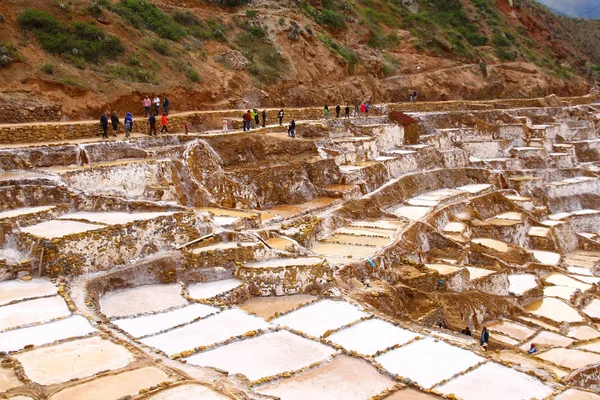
[147,383,231,399]
[536,348,600,370]
[375,337,484,388]
[271,300,368,337]
[112,303,219,338]
[59,211,175,225]
[327,319,420,356]
[19,219,104,239]
[554,389,600,400]
[100,284,187,318]
[185,330,336,381]
[0,296,70,331]
[435,362,553,400]
[141,309,270,356]
[187,279,243,299]
[0,278,57,306]
[508,274,538,295]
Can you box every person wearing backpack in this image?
[110,111,119,137]
[100,112,109,139]
[277,109,284,126]
[163,97,170,115]
[148,114,157,136]
[344,104,350,119]
[124,112,133,138]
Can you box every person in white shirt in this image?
[153,96,160,115]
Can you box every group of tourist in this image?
[99,95,173,139]
[456,325,537,354]
[241,108,296,138]
[323,103,372,120]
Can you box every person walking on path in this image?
[143,96,151,117]
[354,103,359,117]
[365,102,370,117]
[412,89,418,103]
[480,327,490,350]
[324,105,330,120]
[360,103,366,117]
[244,110,252,131]
[253,108,259,127]
[262,109,267,128]
[160,113,168,134]
[184,121,189,135]
[409,89,414,104]
[124,112,133,138]
[288,119,296,138]
[344,104,350,119]
[148,114,157,136]
[153,96,160,115]
[277,109,284,126]
[335,104,341,118]
[223,118,228,132]
[100,112,109,139]
[163,97,169,115]
[110,111,119,137]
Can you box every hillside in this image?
[536,0,600,20]
[1,0,600,121]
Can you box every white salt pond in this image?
[257,355,395,400]
[141,309,270,356]
[435,362,553,400]
[494,350,569,378]
[20,219,104,239]
[187,279,243,299]
[375,337,484,388]
[472,238,508,252]
[327,319,419,356]
[16,336,134,385]
[466,266,495,280]
[518,330,573,351]
[147,383,231,400]
[544,273,592,292]
[0,296,70,331]
[536,348,600,370]
[0,278,57,306]
[312,242,379,260]
[101,284,187,318]
[555,389,600,400]
[0,315,94,352]
[112,303,219,338]
[49,367,169,400]
[271,300,368,338]
[0,366,21,392]
[525,298,584,323]
[244,257,324,269]
[241,294,316,319]
[186,330,335,381]
[577,340,600,354]
[544,285,578,301]
[531,250,561,265]
[508,274,538,295]
[568,325,600,340]
[583,298,600,319]
[0,205,55,220]
[487,319,537,341]
[392,205,432,221]
[59,211,175,225]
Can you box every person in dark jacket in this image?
[262,109,267,128]
[461,327,472,336]
[277,109,284,126]
[163,97,169,115]
[124,112,133,138]
[110,111,119,137]
[344,104,350,119]
[148,114,157,136]
[288,119,296,138]
[100,112,109,139]
[335,104,341,118]
[480,327,490,349]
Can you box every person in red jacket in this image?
[160,113,168,134]
[360,103,367,117]
[244,110,252,131]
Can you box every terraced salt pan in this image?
[457,183,491,194]
[385,388,444,399]
[525,298,583,323]
[493,333,520,346]
[187,279,243,299]
[147,383,231,399]
[271,300,368,338]
[192,242,257,254]
[425,264,462,275]
[435,362,553,400]
[536,348,600,370]
[141,309,270,356]
[312,242,379,261]
[568,325,600,340]
[16,336,134,385]
[113,303,219,338]
[327,319,420,356]
[532,250,561,265]
[487,320,537,341]
[336,226,396,238]
[518,330,574,351]
[350,220,405,231]
[101,284,186,318]
[244,257,324,268]
[508,274,538,295]
[583,298,600,319]
[49,367,170,400]
[186,330,335,381]
[574,274,600,284]
[0,296,70,331]
[555,389,600,400]
[322,234,391,247]
[567,266,594,276]
[0,315,94,352]
[19,219,104,239]
[0,278,57,306]
[0,366,21,392]
[494,350,569,378]
[472,238,508,252]
[392,205,431,221]
[375,337,484,388]
[265,237,295,251]
[518,316,559,332]
[466,266,495,280]
[544,273,592,292]
[0,206,55,219]
[257,355,394,400]
[240,294,317,319]
[544,285,578,301]
[59,211,175,225]
[577,340,600,353]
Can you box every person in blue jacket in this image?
[99,112,108,139]
[124,112,133,138]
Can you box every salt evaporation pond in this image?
[327,318,419,356]
[147,383,231,399]
[436,362,553,400]
[16,336,134,385]
[531,250,561,265]
[568,325,600,340]
[494,350,569,378]
[518,330,574,351]
[0,296,70,330]
[49,367,169,400]
[487,319,536,341]
[555,389,600,400]
[20,220,104,239]
[187,279,243,299]
[544,273,592,291]
[241,294,316,319]
[58,211,175,225]
[185,330,335,381]
[112,303,219,338]
[141,309,269,356]
[271,300,367,337]
[0,278,57,305]
[0,205,55,219]
[536,348,600,370]
[257,355,394,400]
[525,297,583,323]
[507,274,538,295]
[0,366,21,392]
[544,285,578,301]
[100,284,187,318]
[375,337,484,388]
[577,340,600,354]
[583,298,600,319]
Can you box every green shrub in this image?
[246,10,258,18]
[0,42,20,67]
[317,9,346,30]
[173,59,200,82]
[150,39,172,56]
[129,53,141,66]
[495,47,518,61]
[114,0,185,41]
[17,9,60,31]
[40,62,54,74]
[368,30,399,49]
[105,65,156,83]
[305,25,313,35]
[235,31,287,85]
[279,17,285,25]
[317,33,359,72]
[173,11,227,42]
[249,25,267,38]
